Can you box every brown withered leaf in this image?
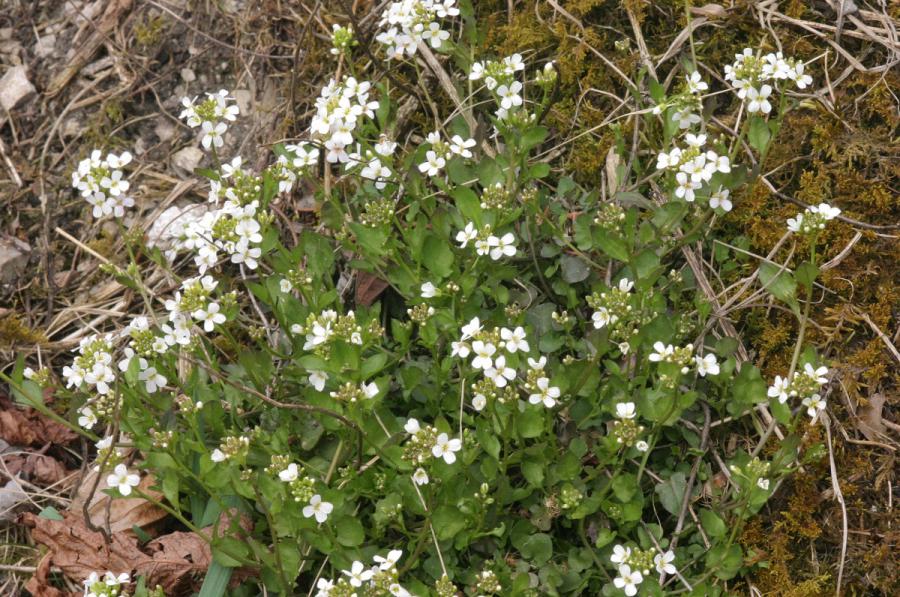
[355,271,389,306]
[25,553,78,597]
[21,512,213,594]
[857,393,887,441]
[0,395,78,447]
[2,453,71,486]
[70,469,167,534]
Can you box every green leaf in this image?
[349,222,389,257]
[594,234,630,262]
[654,472,687,515]
[198,559,233,597]
[730,364,767,416]
[450,186,481,222]
[758,261,797,304]
[517,532,553,566]
[335,516,365,547]
[422,235,455,278]
[795,261,818,291]
[611,473,637,503]
[522,460,545,486]
[560,254,591,283]
[521,126,548,151]
[700,509,727,538]
[748,116,771,153]
[517,408,544,438]
[38,506,63,520]
[433,505,468,541]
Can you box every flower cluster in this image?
[417,130,476,178]
[315,549,410,596]
[72,150,134,219]
[611,402,646,448]
[768,363,830,422]
[652,70,707,129]
[163,275,230,347]
[375,0,458,59]
[611,545,677,596]
[83,571,131,597]
[469,53,528,120]
[292,309,365,353]
[455,223,517,261]
[309,77,378,164]
[656,133,731,205]
[180,89,240,149]
[725,49,813,114]
[211,434,251,463]
[403,418,461,466]
[330,24,356,56]
[588,278,635,331]
[787,202,841,235]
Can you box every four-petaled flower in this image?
[303,494,334,523]
[106,464,140,496]
[432,433,462,464]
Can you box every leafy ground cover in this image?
[0,1,897,596]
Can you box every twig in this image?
[824,414,848,596]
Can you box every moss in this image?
[0,314,47,349]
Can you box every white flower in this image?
[614,565,643,597]
[460,317,482,340]
[686,71,708,93]
[757,477,770,490]
[813,203,841,220]
[635,440,649,452]
[471,341,496,370]
[201,121,227,149]
[803,363,829,384]
[610,544,631,564]
[343,561,374,587]
[675,171,700,202]
[412,468,430,485]
[618,278,635,292]
[472,393,487,411]
[431,433,462,464]
[592,307,615,329]
[685,133,706,148]
[648,342,674,362]
[767,375,790,403]
[106,464,140,496]
[528,356,547,370]
[746,85,773,114]
[500,326,529,353]
[451,341,470,358]
[404,419,421,434]
[496,81,523,110]
[138,366,167,393]
[309,370,328,391]
[528,377,560,408]
[615,402,636,420]
[279,463,299,482]
[469,61,485,80]
[418,150,445,177]
[456,222,477,248]
[103,571,130,587]
[210,449,226,462]
[654,550,677,575]
[487,232,516,260]
[475,237,490,256]
[787,214,804,232]
[78,407,98,429]
[485,355,516,387]
[694,354,719,377]
[303,494,334,523]
[421,22,449,48]
[374,549,404,571]
[709,188,732,212]
[449,135,476,158]
[503,53,525,73]
[802,394,826,421]
[421,282,437,298]
[280,279,293,293]
[361,381,379,399]
[192,302,226,332]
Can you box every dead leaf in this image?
[27,453,71,486]
[70,469,168,534]
[25,553,77,597]
[355,271,389,306]
[857,393,886,441]
[690,3,728,18]
[0,395,78,447]
[21,511,214,594]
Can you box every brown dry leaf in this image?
[0,395,78,447]
[21,511,212,594]
[857,393,887,441]
[355,271,389,306]
[25,553,78,597]
[70,469,168,534]
[2,453,71,486]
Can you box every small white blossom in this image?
[303,494,334,523]
[106,464,140,496]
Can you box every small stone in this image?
[154,117,176,142]
[172,146,204,174]
[233,89,252,115]
[0,66,36,111]
[180,67,195,83]
[35,33,56,58]
[0,236,30,283]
